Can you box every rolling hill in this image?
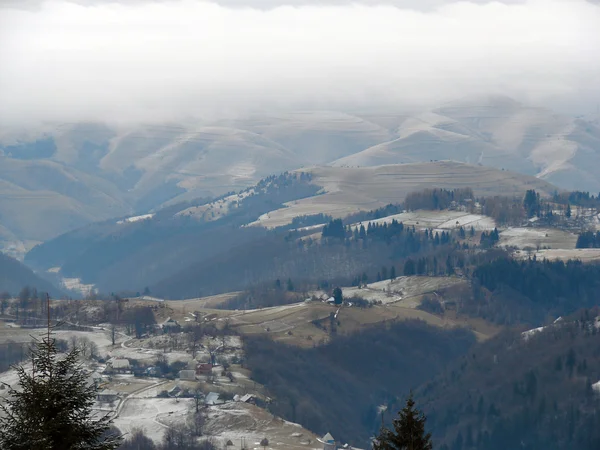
[2,96,598,259]
[333,96,600,192]
[24,162,558,297]
[250,161,558,228]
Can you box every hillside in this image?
[250,161,558,228]
[2,97,598,259]
[413,311,600,450]
[333,96,600,192]
[244,320,476,447]
[0,252,62,296]
[23,163,558,296]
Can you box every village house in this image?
[161,317,181,334]
[106,358,131,374]
[179,369,197,381]
[233,394,256,405]
[196,363,213,376]
[318,433,336,450]
[205,392,224,406]
[97,389,118,403]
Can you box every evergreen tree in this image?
[0,335,121,450]
[390,266,396,280]
[374,393,433,450]
[404,259,416,276]
[565,203,572,218]
[332,287,343,305]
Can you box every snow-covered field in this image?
[60,277,97,297]
[349,210,495,233]
[117,213,155,225]
[499,227,578,250]
[338,276,465,306]
[113,397,194,443]
[177,189,255,222]
[515,248,600,262]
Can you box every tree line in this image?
[576,231,600,248]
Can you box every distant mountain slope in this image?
[250,161,558,229]
[0,157,131,247]
[0,252,62,296]
[333,96,600,192]
[24,162,558,296]
[25,172,320,293]
[2,97,598,257]
[216,111,394,164]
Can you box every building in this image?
[205,392,222,406]
[318,433,336,450]
[107,358,131,373]
[179,369,197,381]
[196,363,213,376]
[168,386,182,397]
[86,371,103,388]
[161,317,181,333]
[97,389,118,403]
[240,394,255,403]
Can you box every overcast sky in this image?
[0,0,599,127]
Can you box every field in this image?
[514,248,600,262]
[150,276,501,347]
[349,210,496,232]
[499,227,578,250]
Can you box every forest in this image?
[471,258,600,324]
[576,231,600,248]
[413,309,600,450]
[244,320,475,447]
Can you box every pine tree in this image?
[374,393,433,450]
[332,287,343,305]
[0,335,121,449]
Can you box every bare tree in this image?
[69,336,79,351]
[194,387,204,413]
[110,323,117,346]
[187,325,203,359]
[88,341,99,360]
[190,411,205,437]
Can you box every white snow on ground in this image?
[499,227,578,250]
[349,210,496,233]
[177,189,255,222]
[323,276,464,307]
[521,326,546,340]
[292,223,326,232]
[203,403,319,450]
[61,277,96,297]
[593,381,600,394]
[513,248,600,262]
[113,397,194,443]
[521,317,566,340]
[117,214,155,225]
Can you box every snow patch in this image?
[117,214,155,225]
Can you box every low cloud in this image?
[0,0,599,128]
